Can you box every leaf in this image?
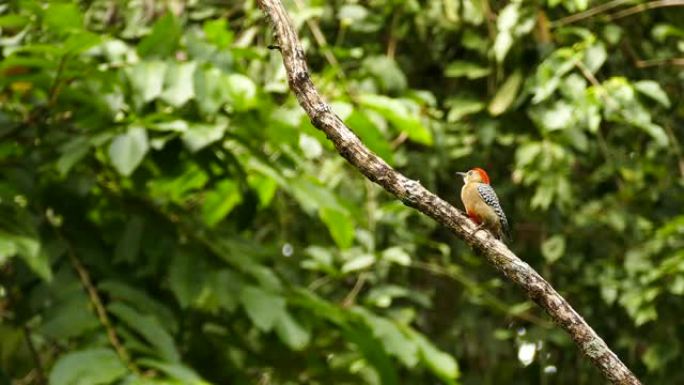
[541,235,566,263]
[193,67,227,116]
[203,19,234,48]
[226,74,257,111]
[444,61,490,79]
[381,247,411,266]
[354,308,419,368]
[412,332,460,381]
[108,302,180,362]
[341,253,375,273]
[49,348,127,385]
[114,216,144,263]
[488,71,522,116]
[634,80,671,108]
[56,137,90,176]
[138,13,181,58]
[583,43,607,73]
[345,110,394,163]
[240,286,287,332]
[529,101,573,131]
[445,96,485,122]
[299,134,323,159]
[493,3,519,63]
[0,231,51,281]
[126,61,167,103]
[137,359,209,385]
[161,61,197,107]
[359,94,432,145]
[108,126,149,176]
[275,311,311,351]
[319,207,354,249]
[201,180,242,227]
[181,121,227,152]
[362,55,407,92]
[44,3,83,34]
[169,251,208,309]
[98,280,177,333]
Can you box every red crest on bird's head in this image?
[471,168,490,184]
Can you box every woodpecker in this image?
[456,168,510,241]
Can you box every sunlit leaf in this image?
[108,126,149,176]
[49,348,126,385]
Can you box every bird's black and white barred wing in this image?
[476,183,510,237]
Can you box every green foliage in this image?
[0,0,683,384]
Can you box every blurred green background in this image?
[1,0,683,384]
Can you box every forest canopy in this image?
[0,0,683,384]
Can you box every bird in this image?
[456,168,510,241]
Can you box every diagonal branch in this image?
[254,1,642,384]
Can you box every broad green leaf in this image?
[99,281,177,333]
[299,133,323,159]
[239,286,286,332]
[181,121,227,152]
[541,235,566,263]
[444,61,490,79]
[319,207,354,249]
[40,290,99,339]
[44,3,83,34]
[49,348,126,385]
[412,332,460,381]
[445,96,485,122]
[193,67,226,116]
[161,61,197,107]
[169,251,209,308]
[359,94,432,145]
[345,110,394,163]
[354,308,419,368]
[108,126,149,176]
[493,3,519,63]
[529,101,573,131]
[137,359,209,385]
[381,247,411,266]
[203,19,234,48]
[488,71,522,116]
[209,269,244,312]
[126,61,167,103]
[114,216,144,263]
[247,174,278,208]
[202,180,242,227]
[108,302,180,362]
[138,13,181,57]
[56,137,89,176]
[341,253,375,273]
[226,74,257,111]
[275,311,311,350]
[634,80,671,108]
[583,43,607,73]
[363,55,407,92]
[0,231,51,281]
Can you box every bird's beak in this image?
[456,172,467,182]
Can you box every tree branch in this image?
[254,1,642,384]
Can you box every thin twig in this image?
[60,232,139,374]
[22,325,47,385]
[608,0,684,19]
[255,1,642,383]
[635,57,684,68]
[342,272,368,308]
[551,0,629,26]
[664,124,684,178]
